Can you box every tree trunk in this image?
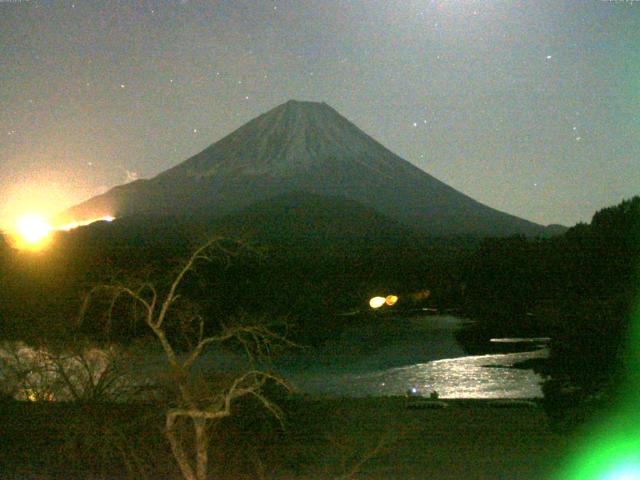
[166,414,197,480]
[194,417,209,480]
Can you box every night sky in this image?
[1,0,638,229]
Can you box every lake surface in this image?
[0,315,548,400]
[277,315,548,399]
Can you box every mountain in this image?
[60,100,555,236]
[210,192,417,245]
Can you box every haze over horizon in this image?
[1,0,638,229]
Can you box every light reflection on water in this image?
[0,316,549,400]
[284,315,549,399]
[289,348,548,399]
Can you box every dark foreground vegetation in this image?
[0,395,573,480]
[462,196,639,427]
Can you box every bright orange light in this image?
[369,296,386,309]
[8,213,116,251]
[385,295,399,306]
[13,214,52,250]
[57,215,115,232]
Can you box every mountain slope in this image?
[61,100,550,236]
[212,192,417,245]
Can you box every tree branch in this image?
[156,238,220,328]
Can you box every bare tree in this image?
[81,238,291,480]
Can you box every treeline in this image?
[462,196,639,424]
[0,215,471,346]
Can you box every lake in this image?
[277,315,548,399]
[0,315,548,401]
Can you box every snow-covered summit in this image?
[161,99,419,180]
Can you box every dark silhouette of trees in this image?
[81,238,291,480]
[460,196,639,426]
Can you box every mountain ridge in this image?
[60,100,558,237]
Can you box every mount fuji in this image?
[61,100,554,237]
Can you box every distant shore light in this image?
[385,295,399,306]
[369,296,386,309]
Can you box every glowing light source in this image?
[385,295,399,306]
[407,387,419,396]
[10,214,116,251]
[14,214,52,250]
[602,461,640,480]
[57,215,115,231]
[559,435,640,480]
[369,294,399,308]
[369,296,386,309]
